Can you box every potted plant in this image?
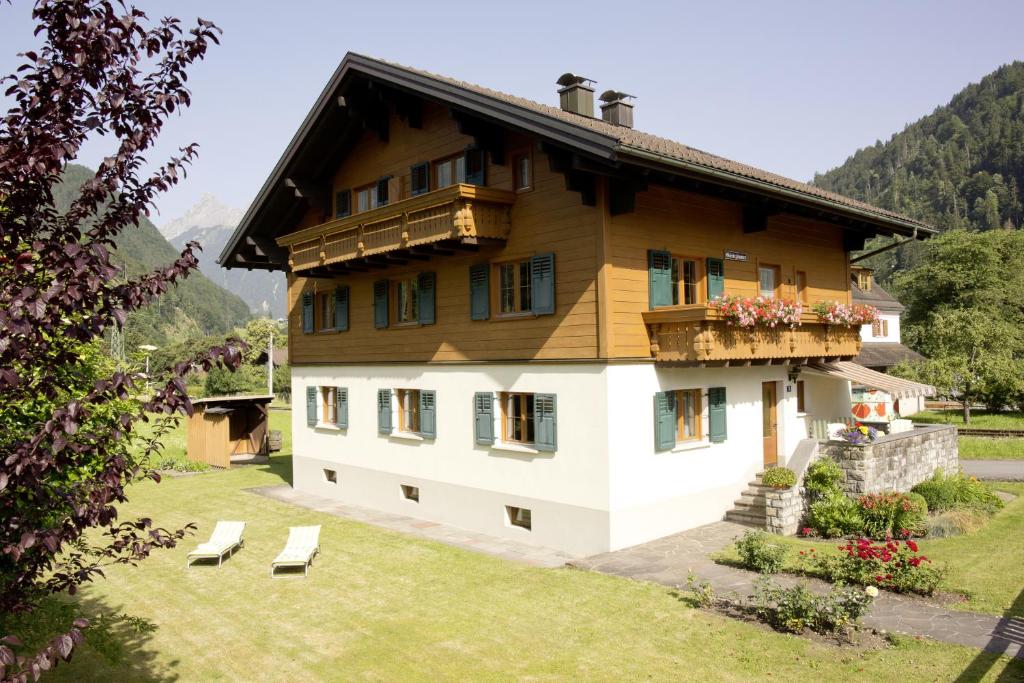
[762,466,797,489]
[709,295,803,329]
[838,423,879,445]
[811,301,879,327]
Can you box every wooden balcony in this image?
[643,305,862,365]
[277,184,515,273]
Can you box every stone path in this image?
[572,521,1024,659]
[962,459,1024,482]
[247,484,574,568]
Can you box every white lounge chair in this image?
[186,521,246,568]
[270,525,321,578]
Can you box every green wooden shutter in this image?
[534,393,557,452]
[335,189,351,218]
[464,148,485,185]
[306,386,318,426]
[706,258,725,300]
[469,264,490,320]
[336,387,348,429]
[333,286,349,332]
[377,389,392,434]
[474,392,494,444]
[418,272,436,325]
[648,250,672,308]
[373,280,389,329]
[708,387,727,443]
[419,390,436,438]
[530,253,555,315]
[411,162,430,196]
[376,176,390,206]
[301,292,314,334]
[654,391,676,451]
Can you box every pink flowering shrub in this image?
[709,296,803,329]
[812,301,879,326]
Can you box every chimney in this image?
[599,90,635,128]
[556,73,596,117]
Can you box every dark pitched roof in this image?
[854,342,925,369]
[852,280,905,313]
[220,53,935,269]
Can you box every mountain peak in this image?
[161,193,244,239]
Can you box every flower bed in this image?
[811,301,878,327]
[797,537,946,596]
[708,295,802,328]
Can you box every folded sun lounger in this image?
[186,520,246,568]
[270,525,321,578]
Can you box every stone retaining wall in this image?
[766,425,958,536]
[821,425,959,495]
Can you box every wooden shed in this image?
[186,395,273,469]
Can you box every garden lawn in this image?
[716,482,1024,619]
[959,436,1024,460]
[35,440,1022,680]
[913,409,1024,430]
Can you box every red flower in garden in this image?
[907,540,918,552]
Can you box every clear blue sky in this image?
[2,0,1023,223]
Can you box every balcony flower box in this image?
[708,295,803,329]
[812,301,879,327]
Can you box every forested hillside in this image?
[54,164,251,346]
[814,62,1024,281]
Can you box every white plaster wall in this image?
[800,373,852,423]
[291,363,613,554]
[605,364,794,550]
[859,313,902,343]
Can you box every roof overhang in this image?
[805,360,935,399]
[220,53,935,271]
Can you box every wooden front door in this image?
[761,381,778,467]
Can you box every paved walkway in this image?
[962,459,1024,482]
[572,521,1023,659]
[247,484,574,568]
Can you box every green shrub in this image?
[926,508,989,538]
[735,530,788,574]
[858,492,927,539]
[155,456,211,473]
[804,457,844,500]
[751,578,873,636]
[806,492,863,538]
[912,470,1005,515]
[762,466,797,489]
[685,571,716,608]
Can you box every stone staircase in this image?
[723,472,771,528]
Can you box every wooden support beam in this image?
[842,231,868,252]
[395,93,423,129]
[452,110,505,165]
[609,177,648,216]
[742,206,771,233]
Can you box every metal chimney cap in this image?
[557,73,595,88]
[599,89,635,103]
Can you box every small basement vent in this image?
[400,484,419,502]
[323,469,337,484]
[506,505,532,530]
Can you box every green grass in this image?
[959,436,1024,460]
[913,409,1024,430]
[23,423,1019,680]
[717,483,1024,619]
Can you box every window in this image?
[872,319,890,337]
[514,153,532,191]
[396,389,421,434]
[758,264,780,298]
[334,189,351,218]
[671,257,701,305]
[464,148,485,185]
[883,319,889,336]
[796,380,806,414]
[506,505,532,530]
[301,292,314,334]
[319,292,335,332]
[410,162,430,196]
[497,260,532,315]
[400,484,419,502]
[321,387,337,425]
[675,389,702,442]
[501,392,535,444]
[434,155,465,189]
[395,276,419,324]
[355,183,379,213]
[796,270,808,302]
[323,469,337,484]
[853,269,872,291]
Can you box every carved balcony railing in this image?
[643,305,862,365]
[277,184,515,273]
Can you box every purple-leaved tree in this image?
[0,1,242,679]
